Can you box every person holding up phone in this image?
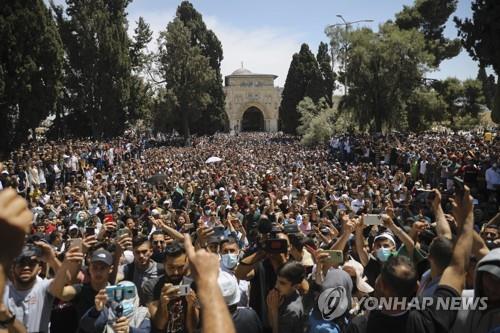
[79,281,151,333]
[354,207,415,288]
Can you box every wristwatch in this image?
[0,312,15,328]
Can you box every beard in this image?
[14,273,37,289]
[169,274,183,285]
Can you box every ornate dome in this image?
[231,67,253,75]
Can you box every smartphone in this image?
[70,238,83,251]
[213,225,225,238]
[453,176,464,198]
[116,228,130,239]
[85,227,95,236]
[177,284,191,297]
[364,214,383,226]
[183,223,194,229]
[323,250,344,265]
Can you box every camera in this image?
[106,285,136,302]
[258,224,288,254]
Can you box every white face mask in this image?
[221,253,239,270]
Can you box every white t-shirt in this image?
[4,276,54,333]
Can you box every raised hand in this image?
[0,188,32,267]
[94,289,108,312]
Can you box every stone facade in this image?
[224,67,281,132]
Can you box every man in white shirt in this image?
[485,163,500,201]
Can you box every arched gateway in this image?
[224,66,282,132]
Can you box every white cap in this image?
[374,232,396,246]
[69,224,78,231]
[151,209,160,216]
[282,195,289,201]
[217,270,240,306]
[123,250,134,265]
[219,187,225,192]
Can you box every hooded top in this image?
[451,248,500,333]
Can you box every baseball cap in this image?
[151,209,160,217]
[90,249,113,266]
[217,270,241,306]
[374,232,396,246]
[69,224,78,232]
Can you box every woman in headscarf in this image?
[79,280,151,333]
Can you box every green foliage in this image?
[279,44,324,134]
[128,17,154,124]
[176,1,228,134]
[156,18,216,142]
[493,83,500,124]
[455,0,500,124]
[343,24,434,132]
[52,0,132,138]
[297,97,336,146]
[130,17,153,71]
[317,42,336,106]
[0,0,63,155]
[406,87,447,132]
[462,79,485,117]
[396,0,461,66]
[476,66,496,110]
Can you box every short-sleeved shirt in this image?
[4,276,54,333]
[279,291,305,333]
[346,285,460,333]
[142,275,189,333]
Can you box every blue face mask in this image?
[112,300,134,317]
[375,247,392,262]
[221,253,239,270]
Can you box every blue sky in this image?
[52,0,485,87]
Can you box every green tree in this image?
[130,17,153,71]
[406,87,447,132]
[395,0,461,66]
[455,0,500,123]
[52,0,131,138]
[176,1,228,134]
[297,97,336,146]
[157,18,215,144]
[432,77,464,121]
[0,0,63,155]
[462,79,485,117]
[477,65,496,110]
[279,43,324,133]
[128,17,153,123]
[317,42,335,106]
[343,24,434,132]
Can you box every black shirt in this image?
[249,259,278,329]
[71,283,99,331]
[347,285,460,333]
[142,275,188,333]
[232,307,263,333]
[364,256,381,288]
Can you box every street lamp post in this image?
[327,15,373,95]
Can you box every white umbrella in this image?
[205,156,223,164]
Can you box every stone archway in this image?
[241,107,265,131]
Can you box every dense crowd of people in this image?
[0,130,498,333]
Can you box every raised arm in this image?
[431,189,452,240]
[184,234,235,333]
[355,219,369,267]
[439,186,474,294]
[48,247,83,301]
